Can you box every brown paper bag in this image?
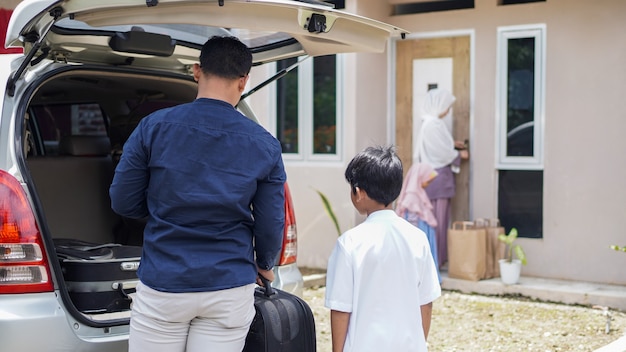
[447,221,487,281]
[474,219,506,279]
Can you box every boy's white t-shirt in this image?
[325,209,441,352]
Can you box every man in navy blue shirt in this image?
[110,36,286,352]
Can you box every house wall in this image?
[369,0,626,285]
[1,0,21,9]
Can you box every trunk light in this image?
[278,184,297,266]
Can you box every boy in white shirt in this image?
[325,145,441,352]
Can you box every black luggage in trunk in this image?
[243,276,316,352]
[54,239,142,313]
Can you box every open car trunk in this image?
[25,67,201,320]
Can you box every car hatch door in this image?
[7,0,408,59]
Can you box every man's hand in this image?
[257,268,275,286]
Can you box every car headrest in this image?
[59,135,111,156]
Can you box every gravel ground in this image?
[303,285,626,352]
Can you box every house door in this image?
[395,35,471,222]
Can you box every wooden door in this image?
[395,36,471,222]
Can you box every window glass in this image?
[31,103,107,155]
[506,37,535,157]
[274,55,340,159]
[313,55,336,154]
[276,57,299,154]
[497,24,545,238]
[499,0,545,5]
[498,170,543,238]
[497,24,544,168]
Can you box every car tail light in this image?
[278,183,297,266]
[0,170,53,294]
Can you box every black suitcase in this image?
[54,239,142,313]
[243,276,316,352]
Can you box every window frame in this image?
[268,55,344,162]
[496,24,546,170]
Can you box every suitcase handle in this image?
[258,274,275,297]
[112,280,139,291]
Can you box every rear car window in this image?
[30,103,107,155]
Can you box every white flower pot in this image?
[499,259,522,285]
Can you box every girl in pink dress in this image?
[396,162,440,282]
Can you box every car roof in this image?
[6,0,408,71]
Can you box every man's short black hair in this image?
[344,145,403,206]
[199,36,252,79]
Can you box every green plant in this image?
[314,189,342,236]
[610,245,626,253]
[498,228,527,265]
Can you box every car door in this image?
[6,0,408,75]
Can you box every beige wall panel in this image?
[1,0,21,9]
[395,40,413,169]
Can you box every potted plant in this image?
[497,228,527,284]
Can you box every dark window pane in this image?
[500,0,545,5]
[31,103,107,155]
[326,0,345,9]
[276,58,299,153]
[394,0,474,15]
[313,55,336,154]
[506,37,535,157]
[498,170,543,238]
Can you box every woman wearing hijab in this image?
[395,162,441,282]
[415,88,469,269]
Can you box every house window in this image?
[30,103,107,155]
[497,24,545,167]
[276,58,299,154]
[499,0,545,5]
[393,0,474,15]
[274,55,341,161]
[498,170,543,238]
[325,0,344,9]
[313,55,337,154]
[496,24,545,238]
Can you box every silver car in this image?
[0,0,405,350]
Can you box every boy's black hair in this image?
[199,36,252,79]
[344,145,403,206]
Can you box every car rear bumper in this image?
[273,263,304,297]
[0,291,129,351]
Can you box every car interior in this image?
[25,70,198,247]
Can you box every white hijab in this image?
[415,89,459,169]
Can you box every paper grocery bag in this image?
[474,218,507,278]
[447,221,487,281]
